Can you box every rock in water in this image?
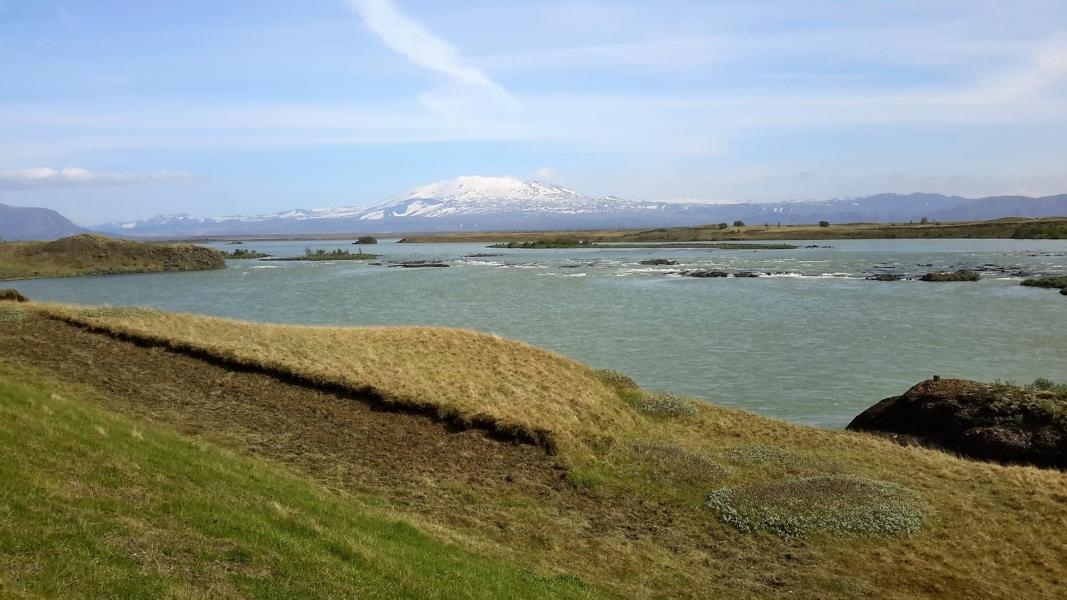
[848,379,1067,469]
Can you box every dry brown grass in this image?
[31,303,642,457]
[17,302,1067,598]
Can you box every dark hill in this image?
[0,203,87,240]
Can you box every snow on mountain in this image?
[358,176,659,220]
[91,177,1067,237]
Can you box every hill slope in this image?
[0,203,86,240]
[0,370,605,599]
[3,302,1065,598]
[0,234,225,280]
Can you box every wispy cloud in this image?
[0,167,192,190]
[347,0,500,91]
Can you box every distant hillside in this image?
[94,178,1067,237]
[0,203,86,240]
[0,234,224,280]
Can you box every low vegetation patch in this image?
[920,270,980,282]
[705,474,929,539]
[617,440,729,486]
[631,391,698,417]
[1021,275,1067,291]
[594,368,640,391]
[0,303,26,321]
[722,444,815,469]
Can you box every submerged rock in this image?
[866,274,902,281]
[388,261,449,268]
[640,259,678,265]
[848,379,1067,469]
[683,270,729,278]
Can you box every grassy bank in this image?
[0,234,225,280]
[4,303,1067,598]
[398,216,1067,243]
[0,370,604,599]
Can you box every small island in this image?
[0,234,225,280]
[220,248,271,259]
[263,248,379,261]
[1022,275,1067,295]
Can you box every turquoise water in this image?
[10,239,1067,428]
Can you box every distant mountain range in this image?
[5,177,1067,240]
[0,203,87,240]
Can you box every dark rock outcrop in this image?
[848,379,1067,469]
[683,270,729,278]
[920,270,980,282]
[388,261,449,268]
[866,274,902,281]
[0,288,29,302]
[640,259,678,265]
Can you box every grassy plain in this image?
[398,216,1067,243]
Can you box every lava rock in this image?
[848,379,1067,469]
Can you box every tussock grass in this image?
[619,440,729,485]
[631,391,698,417]
[0,371,606,599]
[30,303,642,457]
[705,475,928,539]
[0,303,26,321]
[722,444,817,468]
[594,369,639,391]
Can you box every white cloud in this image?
[533,167,556,181]
[347,0,501,91]
[0,167,192,190]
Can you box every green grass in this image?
[0,372,607,599]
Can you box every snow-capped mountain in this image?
[93,176,1067,237]
[358,176,661,221]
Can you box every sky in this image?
[1,0,1067,225]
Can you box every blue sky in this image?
[2,0,1066,225]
